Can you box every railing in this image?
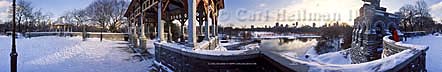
[24,32,129,41]
[154,43,263,71]
[382,35,428,72]
[152,35,429,72]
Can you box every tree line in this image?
[1,0,129,33]
[396,0,441,32]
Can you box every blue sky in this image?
[1,0,442,27]
[220,0,442,27]
[0,0,94,22]
[29,0,93,18]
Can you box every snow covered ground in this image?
[404,35,442,72]
[0,36,151,72]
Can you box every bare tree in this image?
[8,0,32,33]
[415,0,430,17]
[415,0,432,31]
[8,0,52,32]
[69,9,89,40]
[85,0,128,33]
[399,4,417,31]
[82,0,128,41]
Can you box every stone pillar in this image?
[146,22,150,39]
[204,14,210,40]
[180,18,186,42]
[187,0,197,47]
[211,19,216,37]
[127,20,132,43]
[166,14,173,42]
[214,17,218,37]
[157,0,165,42]
[133,19,139,48]
[214,16,219,47]
[139,15,147,49]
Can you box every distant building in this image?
[274,22,279,28]
[285,24,289,28]
[51,18,73,32]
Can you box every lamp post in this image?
[10,0,18,72]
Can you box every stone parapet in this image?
[153,43,298,72]
[382,36,428,72]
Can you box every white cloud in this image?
[0,0,10,8]
[0,0,10,23]
[281,0,364,25]
[258,3,266,8]
[430,2,442,23]
[221,0,366,27]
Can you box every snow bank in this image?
[305,49,419,72]
[193,50,248,56]
[220,41,241,46]
[145,40,156,55]
[310,50,352,64]
[0,35,8,38]
[290,36,428,72]
[404,35,442,72]
[156,42,253,56]
[87,32,129,35]
[153,61,173,72]
[276,41,423,72]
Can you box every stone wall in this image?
[25,32,129,41]
[153,37,428,72]
[87,33,129,41]
[25,32,83,37]
[382,36,428,72]
[154,43,297,72]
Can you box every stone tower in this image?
[363,0,380,7]
[350,0,400,64]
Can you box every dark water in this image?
[259,38,318,58]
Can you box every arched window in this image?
[360,24,366,45]
[373,21,385,41]
[355,25,360,42]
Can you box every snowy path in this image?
[0,36,151,72]
[404,35,442,72]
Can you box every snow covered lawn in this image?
[0,36,151,72]
[404,35,442,72]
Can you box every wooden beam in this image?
[162,0,170,13]
[142,1,159,12]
